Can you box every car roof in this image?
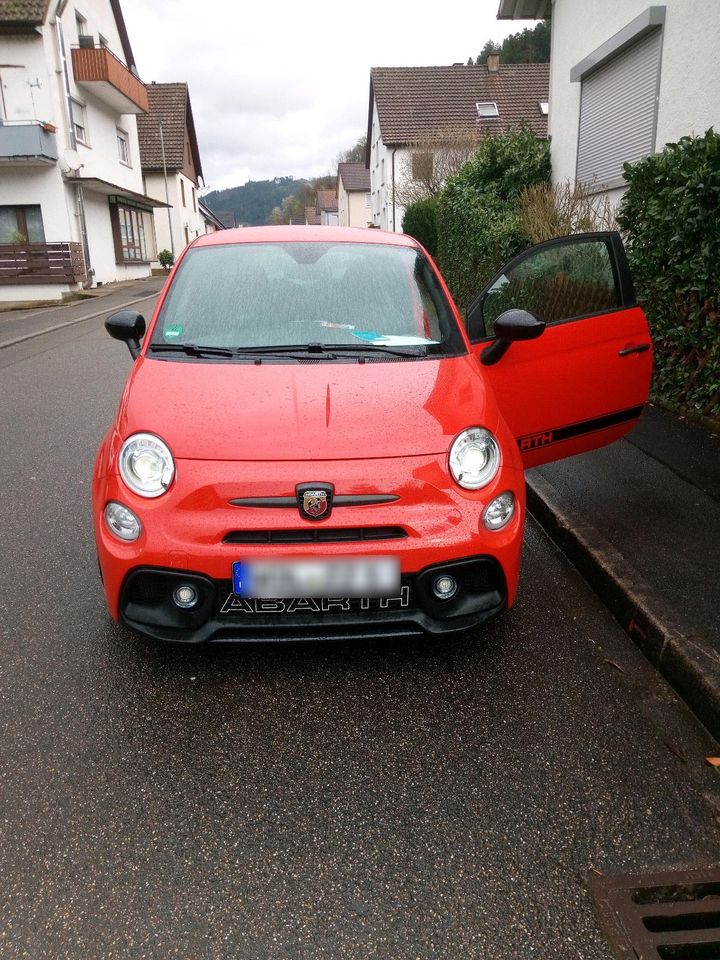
[192,225,419,248]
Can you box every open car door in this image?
[466,232,652,469]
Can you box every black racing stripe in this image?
[517,405,644,452]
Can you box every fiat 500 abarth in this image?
[93,226,652,643]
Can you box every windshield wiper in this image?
[315,342,426,358]
[149,342,236,358]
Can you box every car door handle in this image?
[618,343,651,357]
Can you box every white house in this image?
[366,61,549,232]
[498,0,720,205]
[316,189,338,226]
[0,0,166,302]
[337,162,371,228]
[137,81,206,263]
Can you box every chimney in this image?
[487,54,500,73]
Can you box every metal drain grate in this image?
[592,868,720,959]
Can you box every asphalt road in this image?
[0,310,718,959]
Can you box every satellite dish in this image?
[62,148,82,172]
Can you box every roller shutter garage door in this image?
[576,27,662,187]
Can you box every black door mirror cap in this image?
[493,308,545,341]
[105,310,146,360]
[480,310,545,366]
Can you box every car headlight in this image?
[449,427,500,490]
[119,432,175,498]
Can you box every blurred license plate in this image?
[232,557,400,599]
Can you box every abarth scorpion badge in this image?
[296,482,334,520]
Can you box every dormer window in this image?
[476,102,499,119]
[539,101,549,115]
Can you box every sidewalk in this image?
[0,276,165,348]
[526,403,720,737]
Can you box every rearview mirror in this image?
[480,309,545,366]
[105,310,146,360]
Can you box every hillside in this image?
[203,177,310,227]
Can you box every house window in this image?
[539,101,549,115]
[75,11,88,37]
[0,205,45,243]
[476,101,499,118]
[110,202,156,262]
[116,128,130,165]
[576,28,662,188]
[192,186,196,212]
[365,192,371,207]
[181,179,186,206]
[71,98,88,146]
[98,33,108,48]
[411,152,433,181]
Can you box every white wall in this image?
[0,1,152,299]
[339,186,372,228]
[145,170,205,263]
[368,99,407,232]
[549,0,720,204]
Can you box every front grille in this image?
[223,526,407,545]
[592,868,720,959]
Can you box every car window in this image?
[481,239,620,337]
[152,241,465,359]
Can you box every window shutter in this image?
[576,28,661,187]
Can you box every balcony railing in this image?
[0,120,58,165]
[0,243,86,285]
[71,43,149,114]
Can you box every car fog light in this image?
[483,491,516,531]
[173,584,199,609]
[433,575,458,600]
[104,501,141,542]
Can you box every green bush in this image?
[402,197,439,257]
[436,128,550,311]
[618,129,720,418]
[158,249,175,272]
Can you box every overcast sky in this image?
[121,0,536,192]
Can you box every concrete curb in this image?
[526,471,720,741]
[0,291,160,351]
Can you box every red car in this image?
[93,226,652,643]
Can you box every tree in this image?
[336,134,367,166]
[394,125,482,208]
[436,127,551,310]
[476,39,501,64]
[470,21,550,65]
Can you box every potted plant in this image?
[158,249,174,273]
[41,121,57,133]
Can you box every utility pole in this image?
[159,121,174,256]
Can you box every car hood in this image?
[116,354,496,461]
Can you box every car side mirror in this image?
[105,310,146,360]
[480,309,545,366]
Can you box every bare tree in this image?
[519,180,618,243]
[394,126,482,207]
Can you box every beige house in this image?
[337,163,371,228]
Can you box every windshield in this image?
[150,241,465,360]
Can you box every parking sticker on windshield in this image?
[164,323,183,339]
[353,331,439,346]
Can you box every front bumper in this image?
[94,450,525,643]
[119,556,507,643]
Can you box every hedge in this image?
[436,128,550,312]
[618,129,720,418]
[402,197,439,257]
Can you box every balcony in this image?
[0,121,58,165]
[71,43,149,114]
[0,243,86,286]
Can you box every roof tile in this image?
[338,162,370,191]
[370,62,549,144]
